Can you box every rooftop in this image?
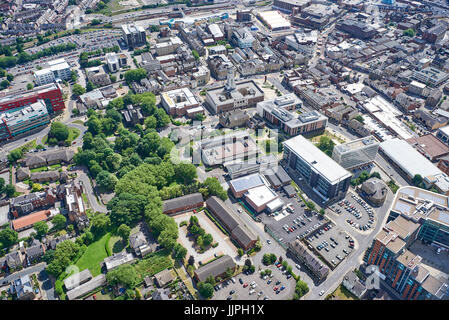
[229,173,266,193]
[283,135,352,184]
[245,185,279,208]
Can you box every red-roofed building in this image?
[11,210,51,231]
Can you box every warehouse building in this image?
[283,135,352,202]
[332,136,379,170]
[229,173,267,198]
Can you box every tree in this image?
[0,80,10,89]
[319,209,325,216]
[124,68,147,83]
[203,233,213,247]
[106,264,139,288]
[202,177,228,201]
[0,228,18,248]
[34,221,49,237]
[370,172,381,179]
[198,282,214,299]
[7,149,23,163]
[90,213,111,235]
[144,115,157,129]
[49,121,69,142]
[46,240,80,276]
[0,177,4,194]
[51,214,67,231]
[117,224,131,243]
[412,174,423,187]
[238,248,244,257]
[72,84,86,97]
[6,73,13,82]
[295,280,309,298]
[403,28,416,37]
[354,115,364,124]
[5,184,15,198]
[86,81,95,92]
[27,83,34,90]
[172,243,187,261]
[174,163,197,185]
[188,255,195,266]
[305,201,315,212]
[96,171,118,192]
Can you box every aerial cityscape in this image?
[1,0,449,303]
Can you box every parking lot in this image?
[212,264,296,300]
[304,223,354,270]
[329,191,376,233]
[260,194,330,245]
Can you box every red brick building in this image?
[0,83,65,114]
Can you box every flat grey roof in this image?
[229,173,266,193]
[283,135,351,184]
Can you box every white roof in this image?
[266,197,284,212]
[410,80,426,89]
[283,135,351,184]
[439,125,449,137]
[245,185,278,208]
[380,138,442,179]
[257,10,291,29]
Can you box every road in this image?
[75,169,108,214]
[0,262,56,300]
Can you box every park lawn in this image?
[134,249,173,281]
[75,233,111,276]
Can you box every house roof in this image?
[16,167,30,181]
[162,193,204,213]
[206,196,239,231]
[64,269,93,291]
[231,225,257,249]
[12,210,51,231]
[30,170,60,181]
[66,274,106,300]
[289,240,329,279]
[154,269,174,287]
[194,255,235,282]
[26,242,45,258]
[129,231,148,250]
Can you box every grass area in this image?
[108,235,126,254]
[134,249,173,281]
[387,180,400,193]
[327,285,358,300]
[67,127,80,144]
[30,166,49,173]
[48,164,62,170]
[174,264,196,296]
[75,233,111,276]
[72,120,85,125]
[309,130,345,144]
[11,139,37,155]
[81,193,89,207]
